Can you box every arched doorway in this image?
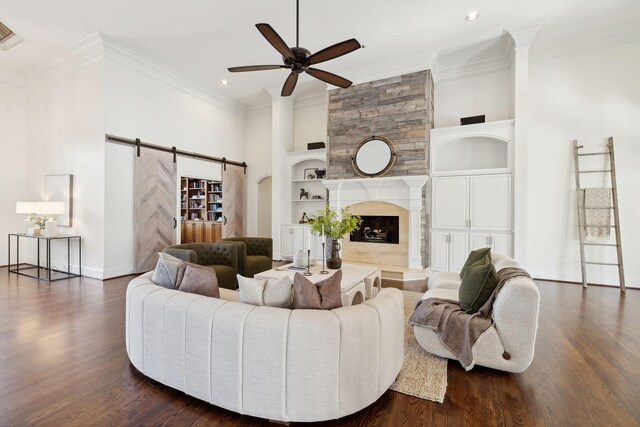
[257,176,272,237]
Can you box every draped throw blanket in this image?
[581,188,612,241]
[409,267,531,370]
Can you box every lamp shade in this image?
[16,202,39,214]
[36,201,65,215]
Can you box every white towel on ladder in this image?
[582,188,612,241]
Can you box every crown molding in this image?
[295,90,327,109]
[0,69,24,87]
[506,21,543,48]
[432,33,513,83]
[25,32,104,84]
[101,35,244,114]
[530,23,640,62]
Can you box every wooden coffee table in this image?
[254,262,381,307]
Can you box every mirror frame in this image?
[351,135,397,178]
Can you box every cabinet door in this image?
[449,232,469,272]
[292,226,305,255]
[180,221,186,243]
[470,174,511,230]
[432,176,469,229]
[490,234,512,257]
[204,222,214,243]
[312,233,324,260]
[213,223,222,243]
[470,232,491,251]
[194,222,204,243]
[430,231,450,272]
[281,226,294,258]
[184,222,193,243]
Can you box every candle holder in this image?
[303,249,313,276]
[320,242,329,274]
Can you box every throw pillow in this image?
[459,247,491,280]
[292,270,343,310]
[178,263,220,298]
[237,275,292,308]
[458,254,499,314]
[151,252,186,289]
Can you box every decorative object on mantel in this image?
[299,212,310,224]
[460,115,485,126]
[299,188,309,200]
[352,135,397,178]
[303,168,316,180]
[227,0,362,96]
[309,206,362,269]
[311,195,322,200]
[307,142,325,150]
[314,168,326,179]
[16,201,64,237]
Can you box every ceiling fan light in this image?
[465,11,479,21]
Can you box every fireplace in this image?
[350,215,399,244]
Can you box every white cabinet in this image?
[470,174,511,230]
[470,232,512,255]
[281,224,323,260]
[432,176,469,229]
[430,231,469,273]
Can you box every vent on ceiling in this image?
[0,21,15,43]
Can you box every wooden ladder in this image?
[572,137,625,292]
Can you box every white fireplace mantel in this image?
[323,175,429,269]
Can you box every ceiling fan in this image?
[228,0,361,96]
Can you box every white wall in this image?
[25,58,106,278]
[527,41,640,288]
[434,68,513,128]
[0,79,28,266]
[103,56,246,277]
[244,106,272,236]
[293,95,328,151]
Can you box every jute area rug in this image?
[389,290,448,403]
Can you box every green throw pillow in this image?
[458,254,499,314]
[460,247,491,280]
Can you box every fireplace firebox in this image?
[350,215,399,244]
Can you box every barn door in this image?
[134,149,177,273]
[222,166,245,238]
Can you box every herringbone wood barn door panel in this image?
[222,166,245,238]
[134,149,176,273]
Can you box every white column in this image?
[507,21,540,268]
[405,176,429,269]
[268,89,295,260]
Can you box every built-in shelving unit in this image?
[180,176,223,244]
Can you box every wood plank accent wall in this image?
[327,70,434,265]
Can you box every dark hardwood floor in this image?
[0,267,638,426]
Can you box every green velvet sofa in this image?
[220,237,273,278]
[163,242,240,290]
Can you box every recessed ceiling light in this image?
[221,79,229,85]
[465,11,479,21]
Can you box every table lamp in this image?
[16,202,39,233]
[36,201,65,237]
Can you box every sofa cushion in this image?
[460,247,491,280]
[208,265,238,290]
[428,271,462,290]
[237,275,292,308]
[151,252,186,289]
[458,254,498,314]
[178,263,220,298]
[293,271,342,310]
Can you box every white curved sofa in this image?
[414,252,540,373]
[126,272,404,423]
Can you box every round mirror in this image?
[352,135,397,177]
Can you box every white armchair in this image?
[414,252,540,372]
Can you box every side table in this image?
[7,233,82,282]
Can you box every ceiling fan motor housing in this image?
[285,47,311,71]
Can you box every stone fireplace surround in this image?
[323,176,429,270]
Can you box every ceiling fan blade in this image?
[306,38,361,66]
[281,72,299,96]
[228,65,287,72]
[306,68,352,88]
[256,23,294,60]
